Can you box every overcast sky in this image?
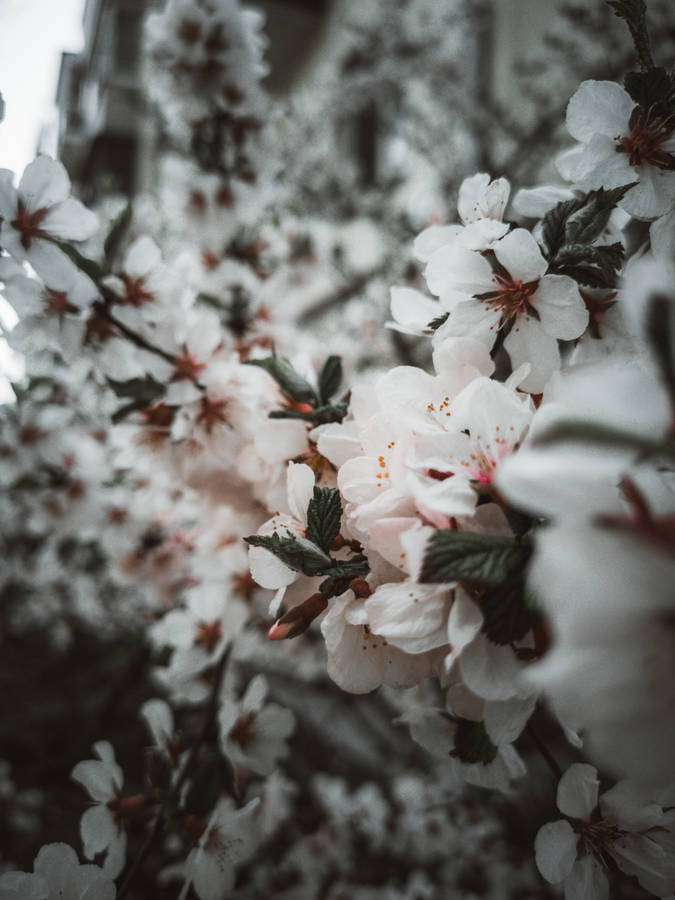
[0,0,86,399]
[0,0,86,175]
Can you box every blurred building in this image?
[55,0,335,202]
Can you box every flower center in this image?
[195,619,223,653]
[173,349,204,380]
[11,201,48,250]
[476,273,539,327]
[197,396,229,432]
[45,289,79,317]
[122,274,154,307]
[228,710,257,748]
[616,108,674,168]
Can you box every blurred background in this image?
[1,1,674,897]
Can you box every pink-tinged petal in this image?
[535,275,588,340]
[248,546,296,590]
[566,80,634,142]
[389,285,440,333]
[123,235,161,277]
[503,317,560,393]
[376,365,437,432]
[315,420,361,468]
[18,156,71,209]
[286,462,315,526]
[365,581,451,654]
[80,805,117,859]
[338,456,381,505]
[458,173,510,223]
[407,469,478,518]
[564,855,609,900]
[42,198,98,241]
[413,224,463,261]
[254,419,308,463]
[425,244,493,297]
[534,820,578,884]
[493,228,547,282]
[556,763,599,820]
[368,517,422,570]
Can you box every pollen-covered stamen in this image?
[426,468,453,481]
[195,619,223,653]
[616,108,675,169]
[45,289,79,317]
[11,200,48,250]
[122,274,154,307]
[476,273,539,328]
[197,396,229,433]
[173,347,205,380]
[579,818,621,862]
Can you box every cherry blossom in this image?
[0,843,116,900]
[0,157,98,280]
[563,80,675,220]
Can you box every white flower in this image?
[248,462,316,613]
[219,674,295,775]
[0,843,116,900]
[0,157,98,280]
[70,741,127,878]
[181,797,261,900]
[563,80,675,220]
[424,228,588,392]
[320,589,438,694]
[535,763,675,899]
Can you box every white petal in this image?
[535,275,588,340]
[140,699,174,747]
[566,80,634,142]
[248,547,296,590]
[457,173,510,223]
[413,224,463,261]
[80,805,117,859]
[447,588,483,652]
[42,198,98,241]
[534,820,578,884]
[503,318,560,393]
[124,235,161,277]
[493,229,547,282]
[556,763,599,820]
[425,244,493,297]
[389,285,440,333]
[483,694,537,745]
[18,156,70,209]
[286,462,315,526]
[563,855,609,900]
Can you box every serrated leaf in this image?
[420,530,531,587]
[563,185,636,246]
[318,355,342,405]
[624,67,675,114]
[606,0,653,70]
[428,311,449,331]
[268,401,349,425]
[306,486,342,553]
[245,531,332,576]
[103,203,132,265]
[246,356,318,405]
[552,241,625,288]
[480,576,539,645]
[541,197,585,259]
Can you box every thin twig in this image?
[526,722,563,780]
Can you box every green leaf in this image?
[563,185,636,246]
[103,203,132,266]
[318,355,343,405]
[428,311,449,331]
[52,239,105,282]
[541,197,585,259]
[306,486,342,553]
[645,293,675,407]
[246,356,318,405]
[552,241,625,288]
[420,530,531,587]
[480,576,539,645]
[245,531,332,576]
[624,67,675,115]
[107,376,166,424]
[451,719,498,765]
[606,0,653,70]
[268,401,349,425]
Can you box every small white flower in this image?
[0,842,116,900]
